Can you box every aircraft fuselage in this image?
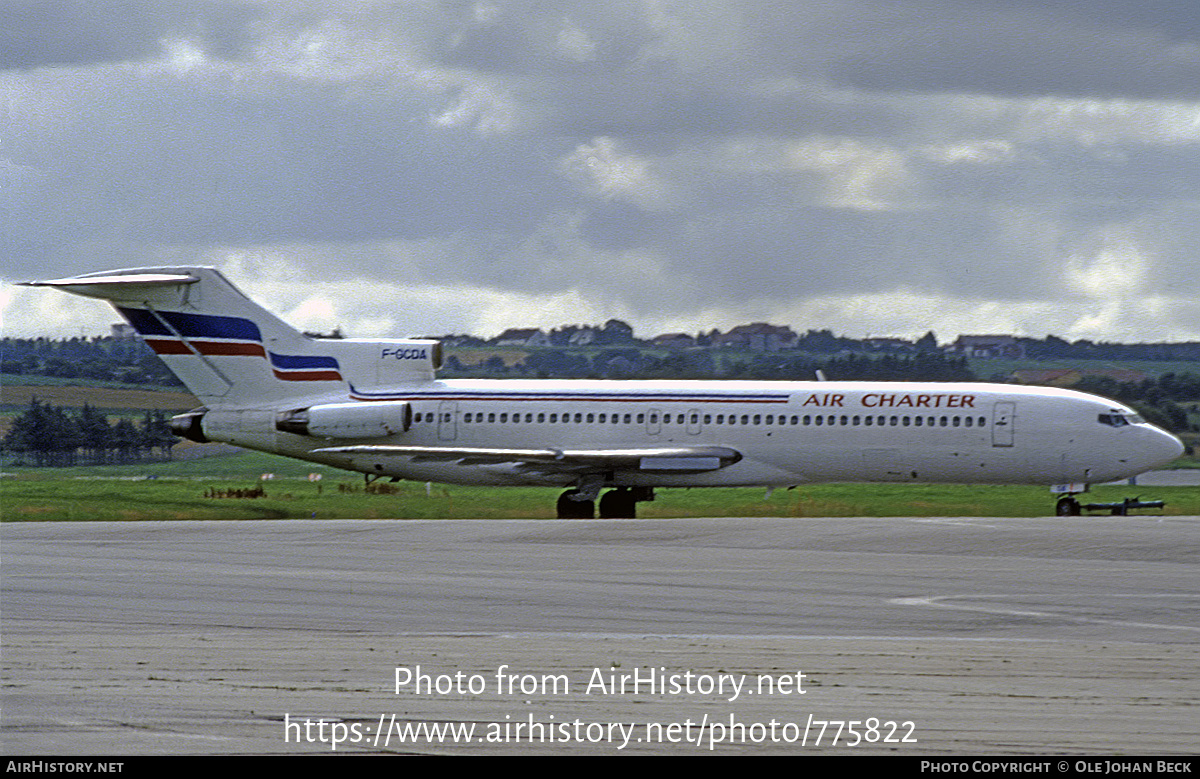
[200,378,1181,489]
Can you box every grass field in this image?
[0,377,199,437]
[3,450,1196,520]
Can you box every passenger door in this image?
[991,402,1015,447]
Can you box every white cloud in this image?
[558,136,676,209]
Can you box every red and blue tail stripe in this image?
[266,352,343,382]
[117,307,342,382]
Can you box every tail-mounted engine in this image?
[170,409,210,443]
[276,401,412,439]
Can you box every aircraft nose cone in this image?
[1145,428,1185,471]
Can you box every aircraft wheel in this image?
[556,490,595,519]
[599,489,637,519]
[1055,496,1081,516]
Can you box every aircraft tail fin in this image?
[22,267,440,405]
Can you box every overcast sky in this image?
[3,0,1199,343]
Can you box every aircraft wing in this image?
[312,444,742,474]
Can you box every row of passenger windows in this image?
[411,410,990,429]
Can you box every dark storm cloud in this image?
[1,64,580,278]
[1,0,263,69]
[666,205,1060,301]
[998,0,1200,40]
[747,0,1200,100]
[443,0,659,73]
[4,1,1199,340]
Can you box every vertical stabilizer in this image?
[22,266,439,406]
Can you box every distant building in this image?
[713,323,798,352]
[950,335,1025,359]
[863,337,915,353]
[492,328,552,348]
[650,333,696,349]
[110,323,137,339]
[567,327,600,347]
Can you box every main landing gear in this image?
[556,487,655,519]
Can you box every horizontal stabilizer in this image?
[20,272,199,299]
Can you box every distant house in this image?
[863,337,915,353]
[650,333,696,350]
[492,328,552,348]
[111,323,138,340]
[435,334,486,348]
[714,323,798,352]
[950,335,1025,359]
[567,327,600,347]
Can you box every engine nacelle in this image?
[170,410,210,443]
[276,401,411,439]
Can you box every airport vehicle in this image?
[23,267,1184,517]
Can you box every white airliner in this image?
[23,266,1183,517]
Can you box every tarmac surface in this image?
[3,515,1198,755]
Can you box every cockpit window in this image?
[1098,412,1141,427]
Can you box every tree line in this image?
[3,400,177,467]
[1073,374,1199,433]
[2,336,182,387]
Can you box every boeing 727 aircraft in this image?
[23,267,1183,517]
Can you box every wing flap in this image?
[312,444,741,473]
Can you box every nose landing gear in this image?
[1055,496,1081,516]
